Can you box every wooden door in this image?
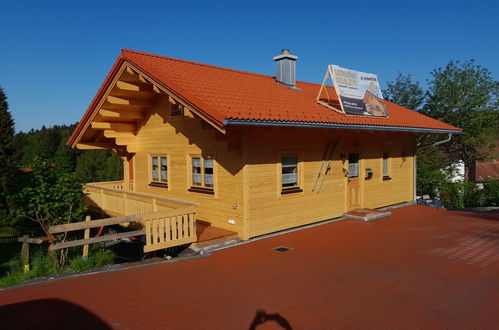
[347,153,361,211]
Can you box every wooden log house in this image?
[68,49,461,240]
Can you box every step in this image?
[343,209,391,221]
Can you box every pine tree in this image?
[0,86,16,226]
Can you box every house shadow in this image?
[249,309,292,330]
[0,298,111,330]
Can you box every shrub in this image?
[481,179,499,206]
[440,180,499,208]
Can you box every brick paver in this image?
[1,205,498,329]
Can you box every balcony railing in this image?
[83,181,198,252]
[84,181,195,217]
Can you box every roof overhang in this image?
[67,58,226,150]
[222,119,463,135]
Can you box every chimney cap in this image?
[273,49,298,61]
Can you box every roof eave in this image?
[222,119,463,135]
[67,55,126,147]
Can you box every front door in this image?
[347,153,361,211]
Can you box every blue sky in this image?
[1,0,498,132]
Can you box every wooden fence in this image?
[0,236,18,244]
[48,206,197,253]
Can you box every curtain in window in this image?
[282,157,298,187]
[160,157,167,182]
[204,158,213,186]
[152,157,159,181]
[382,153,388,176]
[192,158,201,185]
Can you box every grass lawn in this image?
[0,243,20,278]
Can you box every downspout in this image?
[413,133,454,201]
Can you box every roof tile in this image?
[121,49,460,132]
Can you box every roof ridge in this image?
[121,49,325,87]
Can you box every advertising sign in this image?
[329,65,387,117]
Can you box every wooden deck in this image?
[195,220,238,245]
[83,181,235,250]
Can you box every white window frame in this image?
[190,155,214,191]
[150,155,168,186]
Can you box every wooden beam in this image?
[168,96,177,104]
[125,62,226,134]
[116,80,152,92]
[76,142,115,150]
[107,95,153,107]
[18,236,43,244]
[99,109,143,120]
[110,86,155,99]
[119,71,142,83]
[114,137,136,144]
[49,214,142,234]
[91,122,136,131]
[103,130,136,139]
[50,230,146,251]
[101,102,150,111]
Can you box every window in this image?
[189,156,214,194]
[171,103,184,117]
[348,154,359,178]
[150,156,168,187]
[382,153,391,180]
[281,156,302,194]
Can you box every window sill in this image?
[149,182,168,188]
[383,176,392,181]
[188,187,215,195]
[281,187,303,195]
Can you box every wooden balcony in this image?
[84,181,195,217]
[83,181,198,252]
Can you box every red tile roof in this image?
[68,49,461,146]
[475,161,499,182]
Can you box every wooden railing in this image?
[84,181,196,218]
[49,208,197,253]
[143,207,196,252]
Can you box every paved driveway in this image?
[1,205,499,329]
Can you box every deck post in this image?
[21,235,29,273]
[82,215,91,261]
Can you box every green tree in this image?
[75,150,123,183]
[423,59,499,180]
[0,87,16,226]
[383,73,451,196]
[383,72,425,111]
[416,148,452,197]
[8,162,87,270]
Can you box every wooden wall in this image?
[241,127,415,238]
[131,95,246,236]
[127,96,416,240]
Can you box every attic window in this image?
[171,103,184,117]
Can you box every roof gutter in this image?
[222,119,463,135]
[415,133,454,150]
